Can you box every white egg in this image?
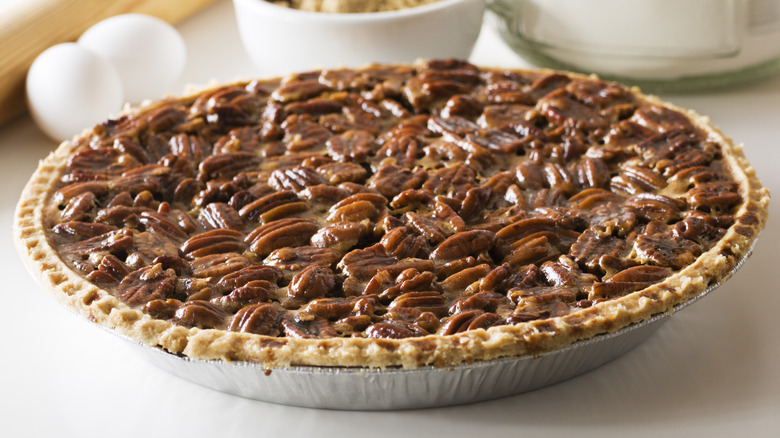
[78,14,186,102]
[26,43,124,142]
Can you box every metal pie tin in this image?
[129,309,665,410]
[123,250,747,411]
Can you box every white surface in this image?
[1,1,778,436]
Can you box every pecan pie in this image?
[15,60,768,369]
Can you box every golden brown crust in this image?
[14,64,769,369]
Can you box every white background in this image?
[1,1,778,436]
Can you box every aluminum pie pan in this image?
[128,307,664,410]
[118,244,754,411]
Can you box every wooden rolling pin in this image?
[0,0,218,126]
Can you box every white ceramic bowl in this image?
[232,0,485,76]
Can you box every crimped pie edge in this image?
[13,65,770,369]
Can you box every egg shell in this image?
[78,14,187,102]
[26,43,124,142]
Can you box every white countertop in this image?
[1,1,778,436]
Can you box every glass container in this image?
[490,0,780,91]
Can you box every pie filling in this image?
[46,59,748,341]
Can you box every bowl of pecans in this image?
[232,0,486,76]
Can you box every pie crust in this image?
[14,60,769,369]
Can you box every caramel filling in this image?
[47,60,741,339]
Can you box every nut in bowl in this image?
[232,0,486,75]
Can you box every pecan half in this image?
[388,291,448,317]
[440,310,504,335]
[430,230,497,261]
[338,243,434,280]
[139,210,189,241]
[281,313,338,339]
[174,300,228,328]
[381,226,430,259]
[199,152,260,180]
[142,299,182,320]
[686,181,742,211]
[326,193,385,223]
[570,229,631,274]
[199,203,244,230]
[365,321,429,339]
[316,162,368,184]
[591,265,672,299]
[272,79,331,102]
[245,218,320,256]
[311,221,369,253]
[403,211,453,244]
[59,229,134,262]
[54,181,109,205]
[515,161,546,190]
[449,290,511,314]
[376,134,424,168]
[495,217,580,262]
[52,221,117,240]
[326,130,377,162]
[169,133,210,163]
[282,115,332,152]
[625,193,684,222]
[440,264,492,294]
[85,254,130,285]
[269,166,326,192]
[239,190,306,223]
[574,158,610,189]
[60,191,97,222]
[229,303,284,336]
[190,253,250,278]
[631,226,701,269]
[265,246,342,271]
[304,296,365,320]
[212,280,273,313]
[289,265,337,300]
[118,263,178,305]
[217,265,283,290]
[568,189,623,210]
[366,165,427,199]
[441,94,484,119]
[181,229,246,259]
[422,164,475,199]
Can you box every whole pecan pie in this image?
[15,60,768,369]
